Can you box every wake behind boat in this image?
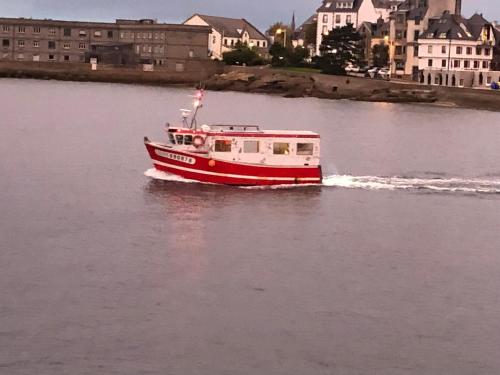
[144,90,322,186]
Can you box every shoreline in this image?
[1,63,499,112]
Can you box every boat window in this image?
[184,135,193,146]
[168,133,175,144]
[297,143,314,155]
[175,134,184,145]
[215,140,232,152]
[243,140,259,153]
[273,142,290,155]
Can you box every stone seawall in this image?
[0,60,223,85]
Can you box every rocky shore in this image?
[205,67,500,112]
[1,62,499,112]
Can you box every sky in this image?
[0,0,499,30]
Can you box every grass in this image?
[279,66,321,74]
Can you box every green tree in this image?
[288,46,310,66]
[318,24,362,75]
[222,41,264,66]
[269,42,289,66]
[372,43,389,67]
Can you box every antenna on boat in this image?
[190,89,204,130]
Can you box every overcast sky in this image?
[1,0,498,30]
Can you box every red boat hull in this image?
[145,141,322,186]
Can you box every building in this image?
[388,0,461,79]
[358,18,390,65]
[183,14,268,60]
[418,13,498,88]
[315,0,402,55]
[292,14,318,58]
[0,17,210,70]
[493,23,500,71]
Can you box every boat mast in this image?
[190,90,204,130]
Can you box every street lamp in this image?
[276,28,287,46]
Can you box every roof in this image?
[187,14,267,40]
[294,14,317,40]
[423,13,492,41]
[317,0,363,13]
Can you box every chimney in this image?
[455,0,461,15]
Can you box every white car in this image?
[377,68,391,80]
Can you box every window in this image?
[188,49,194,58]
[18,26,26,33]
[453,60,460,68]
[322,26,327,35]
[49,54,55,60]
[484,48,490,56]
[323,14,328,23]
[441,45,446,54]
[17,53,24,60]
[486,76,491,84]
[297,143,314,155]
[63,42,70,49]
[94,30,102,37]
[482,61,488,69]
[175,62,184,72]
[78,43,86,49]
[224,38,228,46]
[33,26,41,34]
[33,40,40,48]
[79,30,87,37]
[17,40,25,47]
[64,55,70,61]
[346,15,351,24]
[2,25,10,32]
[243,141,259,153]
[414,30,419,41]
[184,135,193,146]
[441,59,447,68]
[466,47,472,55]
[175,135,184,145]
[427,45,433,54]
[335,14,341,24]
[48,27,56,36]
[428,59,433,67]
[48,41,56,49]
[273,143,290,155]
[459,79,464,86]
[456,46,462,54]
[64,28,71,37]
[476,47,481,55]
[2,39,9,47]
[474,60,479,69]
[215,140,232,152]
[107,30,113,38]
[464,60,470,68]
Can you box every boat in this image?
[144,90,322,186]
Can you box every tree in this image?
[288,46,310,66]
[304,21,317,47]
[269,42,289,66]
[318,24,362,75]
[372,44,389,67]
[222,41,264,66]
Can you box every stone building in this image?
[0,17,210,70]
[388,0,461,79]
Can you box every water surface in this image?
[1,79,500,375]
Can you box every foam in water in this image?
[145,169,500,194]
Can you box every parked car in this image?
[377,68,391,80]
[367,67,380,78]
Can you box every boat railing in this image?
[209,124,261,132]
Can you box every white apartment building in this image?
[315,0,398,55]
[184,14,268,60]
[418,13,497,87]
